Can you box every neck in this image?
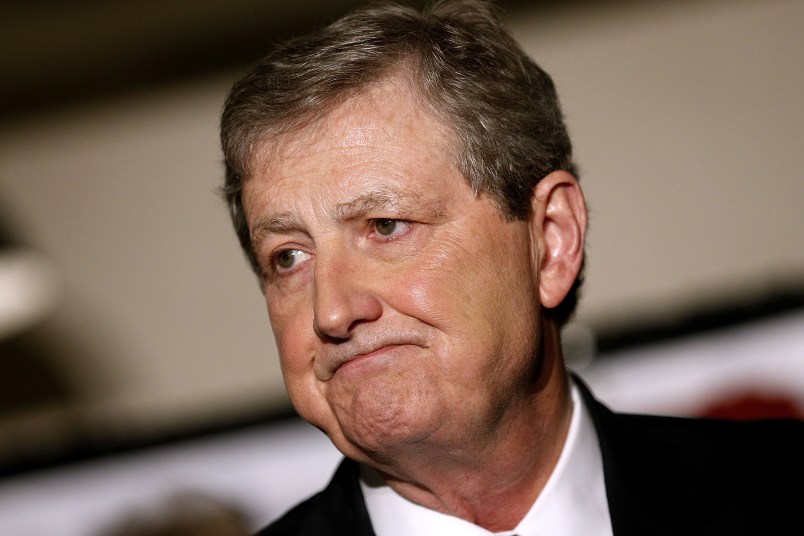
[369,317,573,531]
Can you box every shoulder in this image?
[584,380,804,486]
[576,374,804,465]
[578,379,804,533]
[616,413,802,532]
[253,458,375,536]
[598,398,804,469]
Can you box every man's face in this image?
[242,77,545,464]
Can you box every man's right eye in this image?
[273,249,311,271]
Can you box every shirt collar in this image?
[360,381,613,536]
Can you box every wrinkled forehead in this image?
[247,72,457,180]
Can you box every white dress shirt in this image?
[360,383,613,536]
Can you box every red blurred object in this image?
[699,391,804,420]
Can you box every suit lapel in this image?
[575,377,676,536]
[314,458,376,535]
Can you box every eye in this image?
[273,249,310,271]
[370,219,412,241]
[374,219,398,236]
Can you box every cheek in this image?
[269,299,328,423]
[266,293,314,375]
[391,262,468,328]
[397,228,540,362]
[402,236,509,321]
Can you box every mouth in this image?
[327,343,409,379]
[342,344,407,368]
[316,333,431,381]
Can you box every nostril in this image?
[312,252,383,340]
[313,310,352,341]
[312,284,383,341]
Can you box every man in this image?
[219,1,802,534]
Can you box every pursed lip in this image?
[315,330,432,381]
[348,342,414,365]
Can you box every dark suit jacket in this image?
[256,379,803,535]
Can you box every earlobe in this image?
[528,171,587,309]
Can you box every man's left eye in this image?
[374,219,399,236]
[370,219,412,241]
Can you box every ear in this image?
[528,170,587,310]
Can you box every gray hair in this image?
[220,0,582,325]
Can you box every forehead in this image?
[244,75,458,208]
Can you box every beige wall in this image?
[513,0,803,328]
[0,0,801,440]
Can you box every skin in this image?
[242,74,587,530]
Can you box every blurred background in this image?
[1,0,802,533]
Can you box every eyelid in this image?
[269,248,312,277]
[369,218,413,240]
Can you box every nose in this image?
[312,250,382,340]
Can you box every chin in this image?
[328,376,446,459]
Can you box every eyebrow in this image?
[250,187,446,245]
[250,212,304,246]
[333,187,446,222]
[333,188,405,221]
